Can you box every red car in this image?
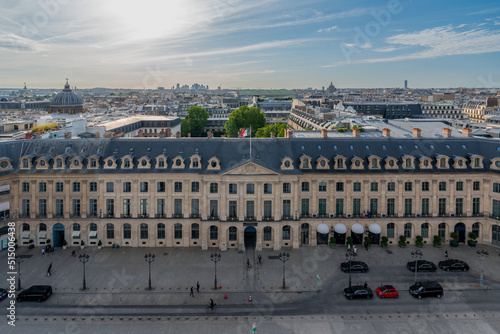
[376,285,399,298]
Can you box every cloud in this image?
[0,33,44,52]
[468,8,500,15]
[318,25,341,33]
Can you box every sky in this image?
[0,0,499,89]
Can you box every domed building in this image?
[49,79,83,114]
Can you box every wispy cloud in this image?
[468,7,500,15]
[318,25,341,33]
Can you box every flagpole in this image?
[249,125,252,158]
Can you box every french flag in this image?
[240,128,250,137]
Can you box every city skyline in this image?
[1,0,499,89]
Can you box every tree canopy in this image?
[254,122,289,138]
[224,105,266,137]
[185,106,209,137]
[180,119,191,137]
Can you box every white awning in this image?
[38,231,47,239]
[89,231,97,237]
[334,223,347,234]
[369,223,382,234]
[0,201,10,212]
[351,223,364,234]
[22,231,30,239]
[316,223,330,235]
[72,231,80,237]
[0,184,10,192]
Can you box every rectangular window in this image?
[55,182,63,192]
[22,182,30,192]
[301,199,309,216]
[107,225,114,239]
[336,182,344,192]
[72,199,80,217]
[352,198,361,216]
[421,224,429,238]
[106,199,114,216]
[387,182,395,192]
[283,199,291,217]
[473,198,480,215]
[191,181,199,193]
[301,182,309,192]
[140,182,149,192]
[22,199,30,216]
[283,183,291,193]
[229,183,237,194]
[210,183,219,194]
[387,198,395,216]
[438,198,446,216]
[55,199,63,216]
[421,182,429,192]
[455,198,463,216]
[264,183,272,194]
[421,198,429,216]
[404,182,412,191]
[123,199,131,216]
[174,199,183,215]
[191,199,199,216]
[370,182,378,192]
[318,182,327,192]
[264,200,272,218]
[336,198,344,216]
[39,182,46,192]
[140,199,148,215]
[106,182,114,192]
[73,182,80,192]
[353,182,361,192]
[246,184,254,194]
[229,200,237,218]
[439,182,446,191]
[209,200,218,218]
[123,182,131,192]
[456,181,463,191]
[318,199,327,216]
[157,182,165,192]
[369,198,378,215]
[387,224,394,238]
[174,182,182,192]
[493,183,500,193]
[157,199,165,216]
[404,199,412,216]
[89,199,97,216]
[493,199,500,217]
[473,181,480,191]
[38,199,47,217]
[246,201,254,218]
[263,227,272,241]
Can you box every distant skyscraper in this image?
[404,80,408,89]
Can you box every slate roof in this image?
[0,137,498,176]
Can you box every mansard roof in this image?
[0,137,498,176]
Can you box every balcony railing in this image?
[245,216,256,221]
[155,214,166,218]
[262,216,274,221]
[300,214,310,218]
[172,214,184,218]
[281,216,293,221]
[227,216,239,221]
[207,216,219,221]
[121,214,132,218]
[138,214,150,218]
[490,214,500,220]
[189,214,200,218]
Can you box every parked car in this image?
[438,259,469,272]
[375,285,399,298]
[16,285,52,302]
[406,260,437,272]
[344,285,374,300]
[340,261,369,273]
[0,288,7,301]
[409,281,443,299]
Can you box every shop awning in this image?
[334,223,347,234]
[89,231,97,238]
[22,231,30,239]
[369,223,382,234]
[351,223,364,234]
[38,231,47,239]
[316,223,330,235]
[72,231,80,238]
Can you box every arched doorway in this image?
[301,223,310,245]
[368,223,381,244]
[454,223,466,243]
[351,223,364,245]
[53,223,65,247]
[334,223,346,244]
[244,226,256,249]
[316,223,328,245]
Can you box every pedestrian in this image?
[42,248,45,257]
[71,250,76,257]
[445,250,448,259]
[196,282,200,293]
[247,259,251,269]
[258,254,262,264]
[348,244,351,250]
[190,286,194,297]
[364,242,369,251]
[47,266,51,277]
[364,282,367,289]
[353,245,357,254]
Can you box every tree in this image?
[186,106,209,137]
[224,106,266,137]
[181,119,191,137]
[255,122,289,138]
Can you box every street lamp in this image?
[145,253,155,290]
[279,252,290,289]
[411,250,423,284]
[210,253,221,290]
[476,250,488,287]
[14,255,23,291]
[79,253,90,291]
[345,247,357,289]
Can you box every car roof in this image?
[384,285,395,289]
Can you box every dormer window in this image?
[193,158,199,168]
[158,158,165,168]
[190,155,201,169]
[300,155,312,169]
[40,160,45,167]
[90,158,97,168]
[316,157,329,169]
[280,157,294,170]
[458,160,463,167]
[56,159,63,168]
[355,160,360,167]
[73,160,79,167]
[177,159,182,167]
[338,159,344,168]
[406,158,411,167]
[424,160,429,167]
[141,160,147,167]
[0,161,8,169]
[22,159,28,168]
[107,160,113,167]
[285,161,290,168]
[304,158,309,168]
[211,160,216,168]
[440,158,446,168]
[372,159,378,168]
[474,158,480,168]
[124,160,131,168]
[207,157,219,170]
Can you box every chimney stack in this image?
[137,129,144,137]
[352,128,360,137]
[188,132,191,138]
[158,129,165,138]
[462,127,472,137]
[270,131,275,138]
[321,128,328,138]
[64,131,72,139]
[176,131,180,138]
[442,128,452,137]
[412,128,421,137]
[94,132,100,138]
[382,128,390,137]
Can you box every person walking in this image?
[445,250,448,259]
[47,263,52,277]
[42,248,45,257]
[258,254,262,264]
[196,282,200,293]
[364,242,369,251]
[190,286,194,297]
[353,245,357,255]
[364,282,367,289]
[71,250,76,257]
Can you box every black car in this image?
[438,259,469,272]
[409,281,443,299]
[406,260,437,272]
[344,285,374,299]
[341,261,369,273]
[0,288,7,301]
[16,285,52,302]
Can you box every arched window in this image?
[404,223,412,238]
[89,223,97,231]
[338,159,344,168]
[191,223,199,239]
[438,223,446,239]
[303,158,309,168]
[372,159,378,168]
[406,158,411,167]
[140,223,148,239]
[210,226,218,240]
[440,158,446,167]
[474,158,480,167]
[193,158,199,168]
[421,223,429,238]
[124,159,130,168]
[174,223,182,239]
[282,225,291,240]
[73,223,81,231]
[90,158,97,168]
[387,223,394,238]
[106,223,114,239]
[56,159,63,168]
[263,226,272,241]
[22,223,30,231]
[229,226,237,241]
[123,224,131,239]
[158,158,165,168]
[472,222,480,237]
[39,223,47,231]
[157,223,165,239]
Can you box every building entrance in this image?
[244,226,256,249]
[53,223,65,247]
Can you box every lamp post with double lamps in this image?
[14,255,23,291]
[477,250,488,287]
[79,253,90,291]
[411,250,423,284]
[345,247,357,289]
[279,252,290,289]
[145,253,155,290]
[210,253,221,290]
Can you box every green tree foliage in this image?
[254,122,289,138]
[185,106,209,137]
[224,106,266,137]
[181,119,191,137]
[31,122,59,133]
